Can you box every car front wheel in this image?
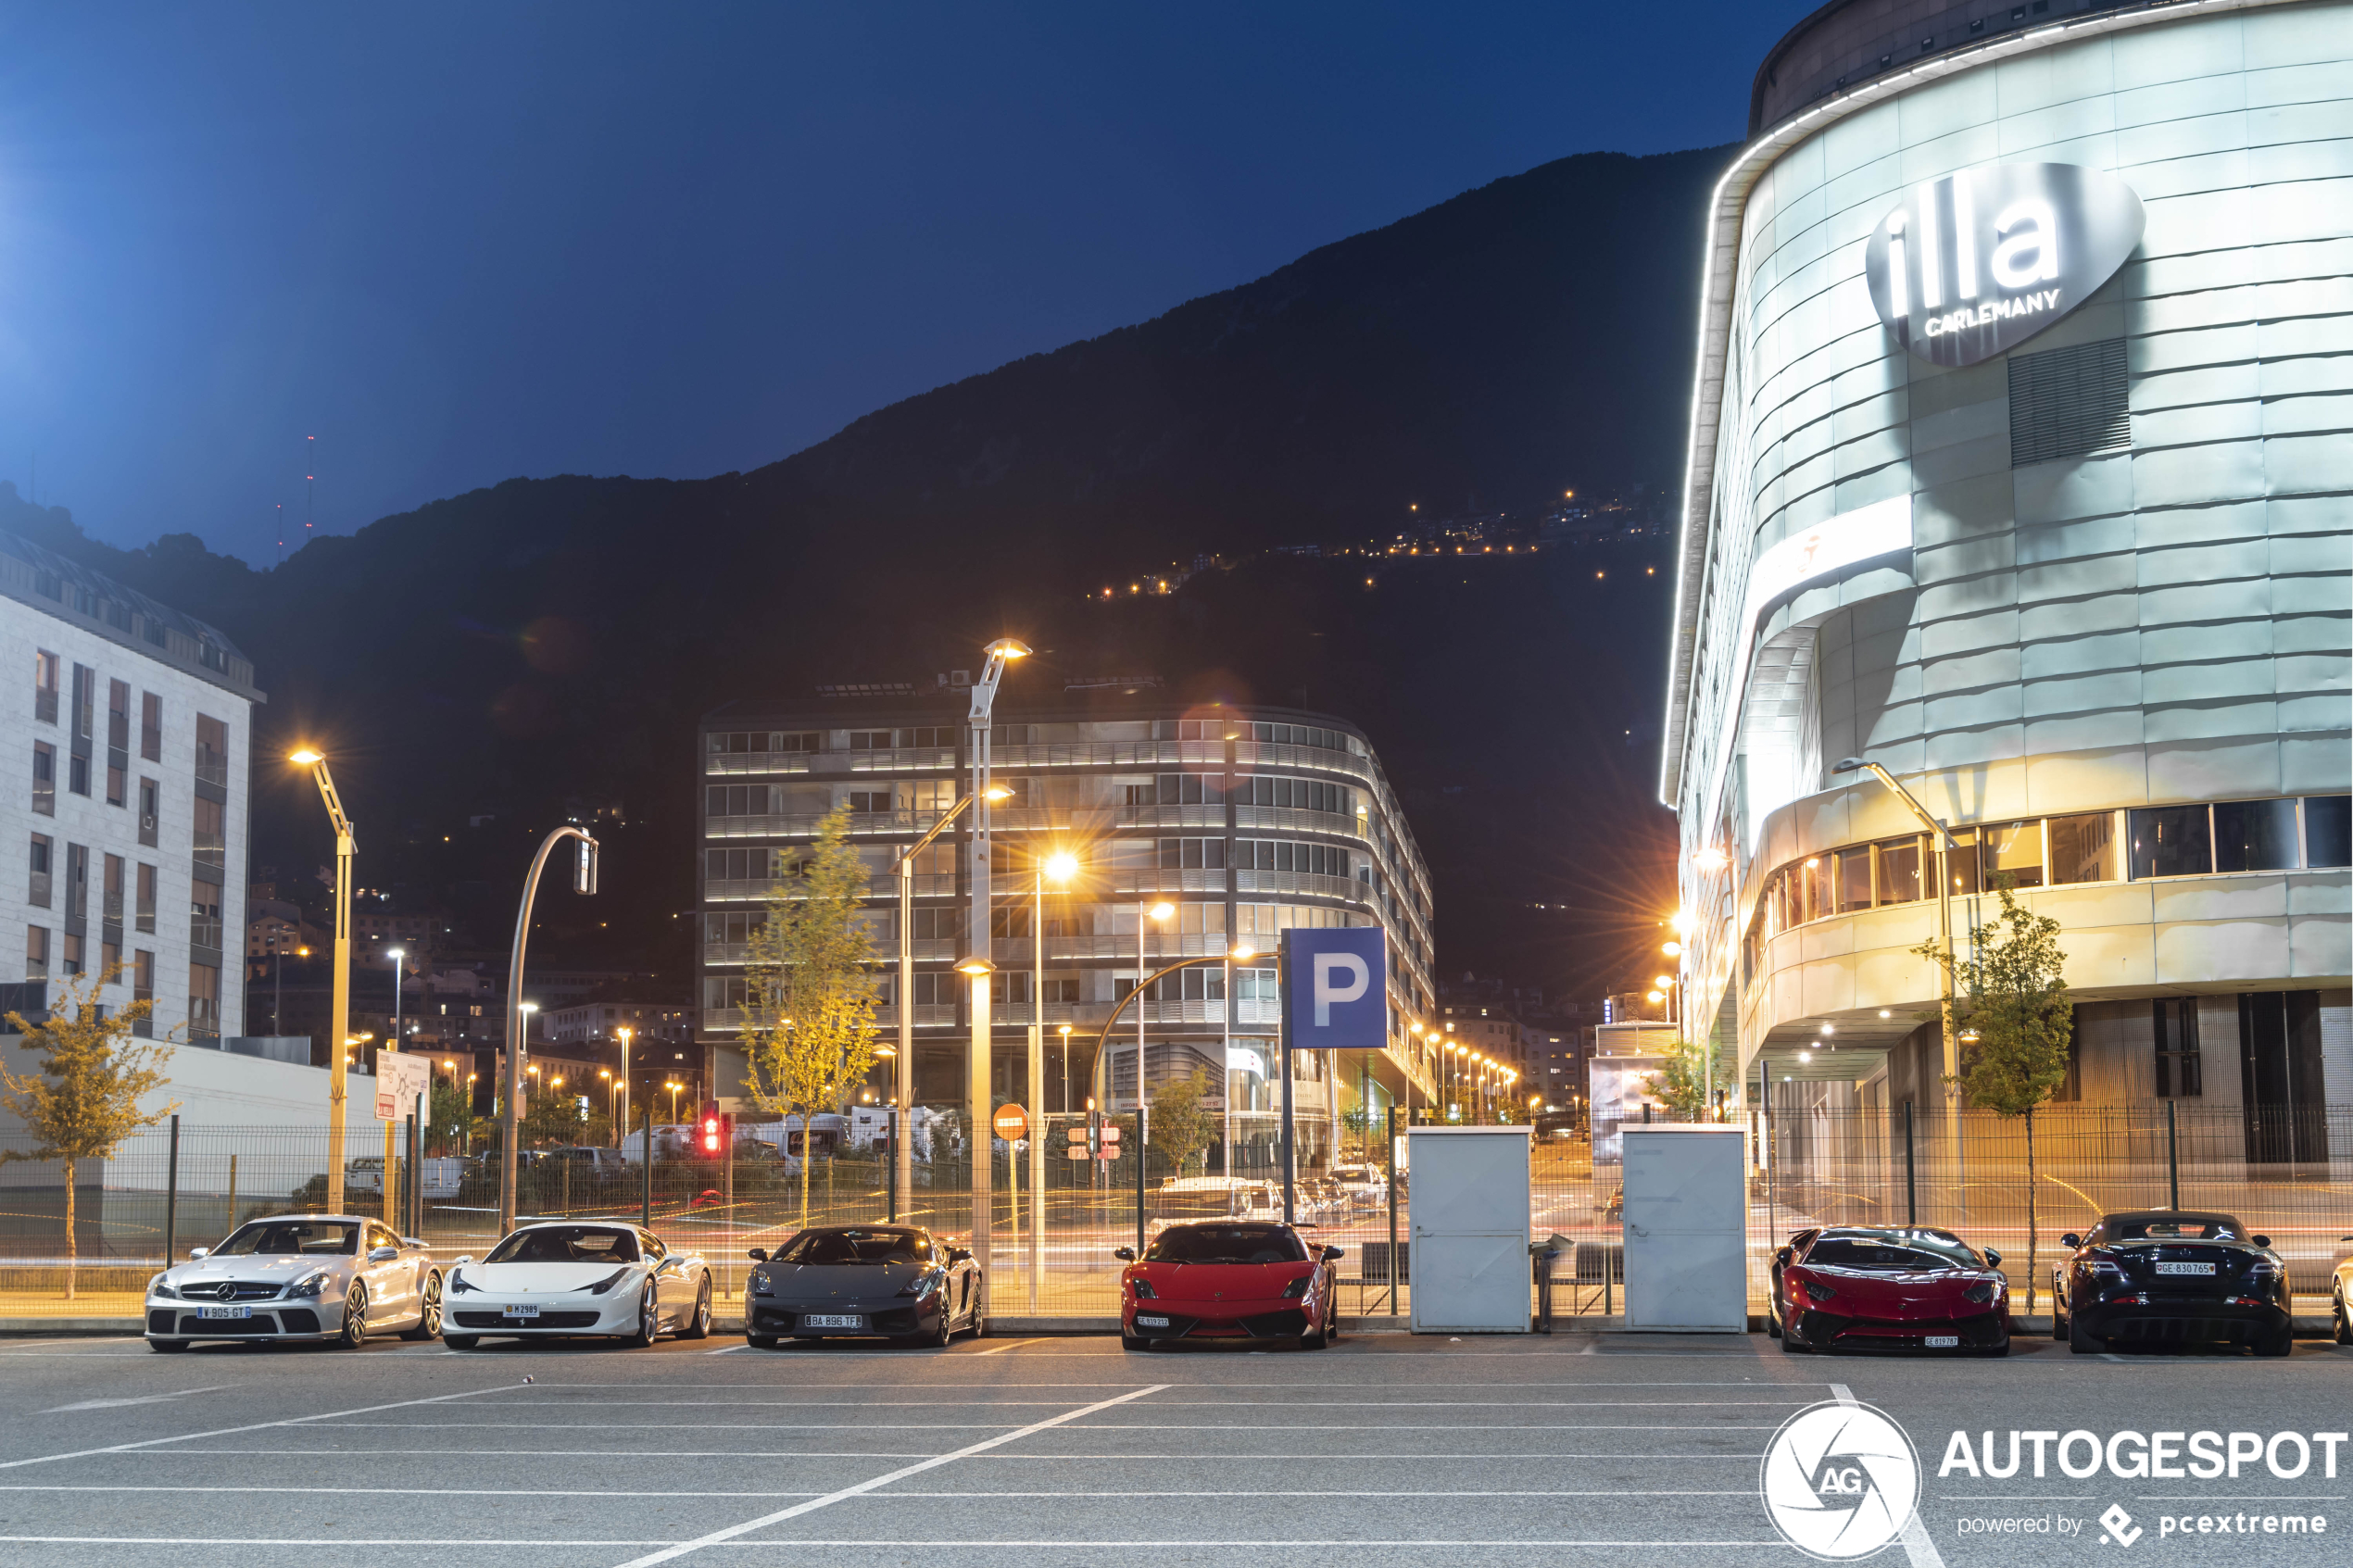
[2334,1286,2350,1346]
[443,1334,479,1350]
[335,1283,369,1349]
[625,1285,660,1348]
[2068,1315,2101,1354]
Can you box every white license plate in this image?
[1924,1335,1959,1348]
[197,1306,250,1320]
[2155,1261,2215,1275]
[503,1303,540,1318]
[1135,1314,1170,1328]
[804,1313,862,1329]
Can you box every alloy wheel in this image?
[338,1282,369,1349]
[403,1273,443,1340]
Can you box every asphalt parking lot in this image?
[0,1328,2342,1566]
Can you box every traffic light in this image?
[698,1102,724,1158]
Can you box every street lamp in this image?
[387,947,408,1052]
[499,827,598,1234]
[287,747,357,1213]
[1024,847,1079,1312]
[666,1079,684,1123]
[962,637,1028,1278]
[615,1026,634,1149]
[1221,942,1253,1181]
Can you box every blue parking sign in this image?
[1284,926,1388,1052]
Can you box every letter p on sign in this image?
[1314,953,1368,1024]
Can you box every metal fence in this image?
[3,1102,2346,1322]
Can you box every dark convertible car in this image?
[1768,1225,2009,1355]
[743,1224,984,1348]
[2053,1210,2291,1356]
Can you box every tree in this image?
[1912,878,2072,1315]
[743,806,883,1231]
[1642,1035,1729,1120]
[426,1074,474,1157]
[0,968,176,1298]
[520,1086,593,1149]
[1147,1068,1217,1179]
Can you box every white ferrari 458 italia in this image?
[442,1221,711,1348]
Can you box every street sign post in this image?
[1279,926,1389,1223]
[993,1104,1028,1142]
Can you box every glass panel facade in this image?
[1874,836,1922,905]
[2048,812,2118,885]
[2212,798,2300,873]
[1980,822,2043,890]
[2308,796,2351,870]
[2129,806,2212,880]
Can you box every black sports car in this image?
[743,1224,985,1348]
[2053,1210,2291,1356]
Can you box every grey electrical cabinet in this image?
[1621,1125,1747,1332]
[1406,1126,1531,1334]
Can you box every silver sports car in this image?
[145,1214,443,1351]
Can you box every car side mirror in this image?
[402,1237,423,1248]
[1983,1248,2002,1267]
[947,1247,972,1264]
[2251,1236,2271,1249]
[188,1247,208,1261]
[2060,1234,2081,1249]
[368,1246,398,1262]
[747,1248,768,1262]
[1113,1247,1136,1261]
[453,1255,473,1267]
[1322,1246,1344,1261]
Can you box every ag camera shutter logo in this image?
[1760,1400,1922,1560]
[1864,162,2144,369]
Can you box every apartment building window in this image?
[2129,806,2212,880]
[68,751,90,797]
[138,778,159,847]
[2213,798,2300,873]
[1235,775,1349,813]
[1157,837,1227,870]
[1151,773,1227,806]
[194,715,229,786]
[70,664,94,741]
[895,727,954,747]
[704,847,778,881]
[32,652,57,723]
[65,845,86,921]
[132,949,153,1036]
[189,960,220,1040]
[2049,812,2119,884]
[24,927,45,981]
[28,835,50,909]
[193,797,226,871]
[908,908,962,941]
[707,784,776,816]
[1875,837,1924,904]
[107,680,129,749]
[107,762,127,809]
[100,939,120,983]
[135,863,156,934]
[1144,966,1224,1002]
[1234,840,1348,877]
[139,693,161,761]
[61,932,82,977]
[103,854,123,923]
[2153,999,2202,1098]
[703,911,764,945]
[190,890,221,953]
[707,731,819,755]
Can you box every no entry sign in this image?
[993,1103,1027,1141]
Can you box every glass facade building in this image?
[1664,2,2352,1122]
[696,694,1439,1160]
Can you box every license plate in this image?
[197,1306,250,1320]
[2155,1261,2215,1275]
[1924,1335,1959,1348]
[1135,1314,1170,1328]
[804,1313,862,1329]
[503,1303,540,1318]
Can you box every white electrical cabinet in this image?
[1407,1126,1530,1334]
[1621,1125,1747,1333]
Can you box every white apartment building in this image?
[0,532,258,1043]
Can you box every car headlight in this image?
[1802,1279,1835,1304]
[584,1268,630,1296]
[448,1270,479,1294]
[1281,1275,1311,1300]
[1963,1280,1996,1304]
[290,1271,332,1299]
[1131,1278,1158,1299]
[149,1275,178,1299]
[896,1273,940,1299]
[751,1273,774,1297]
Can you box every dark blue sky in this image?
[0,3,1789,558]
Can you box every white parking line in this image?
[1828,1382,1945,1568]
[0,1539,1792,1549]
[970,1337,1045,1356]
[0,1382,519,1471]
[41,1384,235,1413]
[607,1385,1171,1568]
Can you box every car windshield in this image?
[214,1221,360,1257]
[776,1228,928,1265]
[2109,1214,2244,1242]
[1807,1235,1979,1272]
[485,1225,642,1263]
[1145,1224,1308,1264]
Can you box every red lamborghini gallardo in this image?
[1115,1221,1342,1350]
[1768,1225,2010,1355]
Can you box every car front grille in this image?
[1806,1310,2006,1349]
[177,1281,282,1302]
[1239,1309,1310,1338]
[177,1313,277,1335]
[2105,1315,2257,1346]
[146,1310,175,1335]
[452,1311,603,1329]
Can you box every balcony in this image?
[707,808,949,841]
[704,750,818,777]
[705,873,959,903]
[195,751,228,788]
[1098,867,1228,897]
[1232,805,1363,838]
[1233,869,1364,901]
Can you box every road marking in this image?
[41,1384,234,1414]
[704,1345,750,1355]
[0,1381,518,1471]
[607,1385,1172,1567]
[971,1337,1045,1356]
[0,1537,1793,1549]
[0,1485,1757,1498]
[1829,1382,1945,1568]
[135,1448,1771,1461]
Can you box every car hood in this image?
[453,1261,637,1295]
[1795,1267,1993,1312]
[762,1261,926,1300]
[1134,1261,1308,1301]
[165,1256,347,1285]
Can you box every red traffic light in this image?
[699,1101,724,1156]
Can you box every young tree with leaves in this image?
[743,806,883,1232]
[1642,1034,1729,1121]
[1911,878,2071,1315]
[0,968,176,1299]
[1146,1067,1217,1179]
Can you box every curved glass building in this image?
[1664,2,2351,1127]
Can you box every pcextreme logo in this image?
[1760,1400,1921,1560]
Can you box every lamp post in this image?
[961,637,1028,1281]
[387,947,407,1048]
[1057,1024,1073,1112]
[615,1026,633,1150]
[287,748,356,1214]
[1131,898,1175,1112]
[1831,756,1967,1171]
[1030,848,1076,1313]
[498,827,599,1235]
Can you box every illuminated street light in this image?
[288,746,357,1212]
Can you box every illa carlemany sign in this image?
[1863,162,2144,369]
